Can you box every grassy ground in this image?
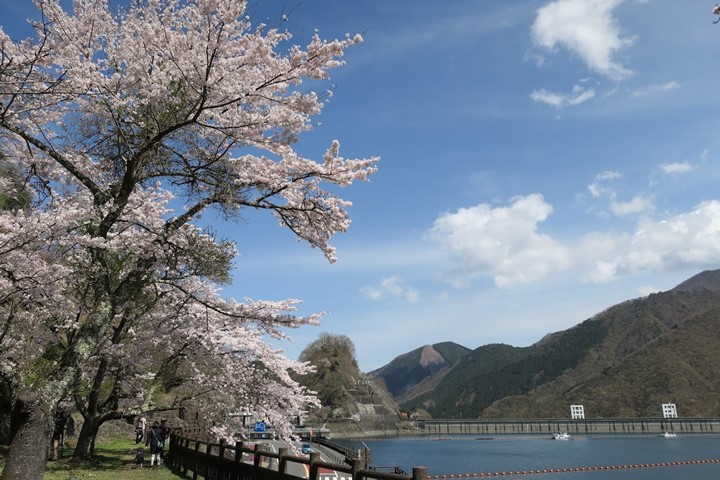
[1,436,184,479]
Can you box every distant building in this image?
[570,405,585,419]
[662,403,678,418]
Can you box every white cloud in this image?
[531,0,634,80]
[631,81,680,97]
[360,276,420,303]
[434,291,450,302]
[581,200,720,282]
[585,259,621,284]
[587,184,603,198]
[429,194,571,287]
[661,161,694,174]
[701,149,710,163]
[530,84,596,108]
[637,284,662,296]
[596,171,622,181]
[610,194,654,216]
[428,195,720,289]
[588,170,621,197]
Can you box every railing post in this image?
[232,441,244,480]
[253,443,262,467]
[413,467,428,480]
[218,439,226,479]
[309,451,321,480]
[278,447,288,473]
[205,442,213,480]
[167,432,174,468]
[235,441,243,464]
[184,437,193,475]
[192,440,201,480]
[351,458,363,480]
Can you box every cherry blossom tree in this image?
[0,0,377,477]
[66,200,323,458]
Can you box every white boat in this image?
[662,432,677,438]
[552,432,570,440]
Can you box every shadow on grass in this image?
[0,444,133,477]
[2,441,182,478]
[54,445,135,470]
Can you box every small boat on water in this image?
[662,432,677,438]
[552,432,570,440]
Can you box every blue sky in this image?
[4,0,720,372]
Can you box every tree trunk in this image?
[71,355,124,459]
[73,413,103,459]
[2,310,110,479]
[1,391,53,480]
[0,391,13,446]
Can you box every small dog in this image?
[134,448,145,468]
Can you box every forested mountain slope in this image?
[370,342,471,403]
[389,269,720,419]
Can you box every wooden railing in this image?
[168,431,427,480]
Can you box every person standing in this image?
[145,421,165,467]
[135,415,146,444]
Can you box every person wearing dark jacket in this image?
[145,421,166,467]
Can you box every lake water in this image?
[335,434,720,479]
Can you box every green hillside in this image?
[402,325,604,417]
[379,269,720,420]
[370,342,471,400]
[433,342,474,365]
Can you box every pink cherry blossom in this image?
[0,0,375,476]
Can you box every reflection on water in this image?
[337,434,720,480]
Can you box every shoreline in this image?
[326,417,720,439]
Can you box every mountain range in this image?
[370,269,720,419]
